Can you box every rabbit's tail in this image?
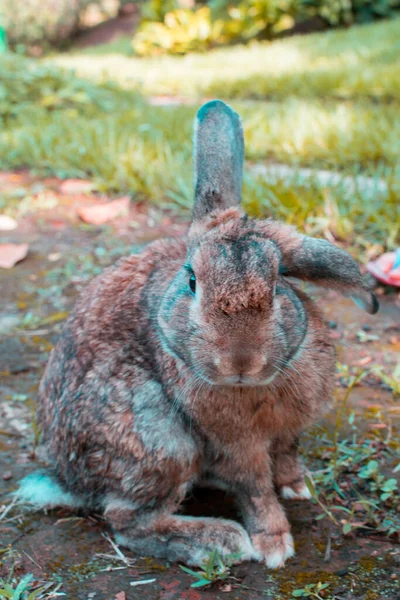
[14,470,84,509]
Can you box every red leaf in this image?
[77,197,130,225]
[0,243,29,269]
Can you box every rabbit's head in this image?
[158,100,378,386]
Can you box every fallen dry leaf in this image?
[59,178,94,194]
[78,196,130,225]
[0,215,18,231]
[355,356,373,366]
[0,243,29,269]
[115,593,126,600]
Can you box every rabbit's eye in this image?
[189,274,196,294]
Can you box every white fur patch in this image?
[281,484,312,500]
[14,471,84,509]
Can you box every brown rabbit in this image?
[17,100,378,568]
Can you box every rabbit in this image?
[16,100,378,569]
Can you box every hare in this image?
[17,100,378,568]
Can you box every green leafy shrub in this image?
[297,0,400,25]
[2,0,102,48]
[132,0,400,56]
[210,0,295,40]
[132,7,224,55]
[132,1,295,56]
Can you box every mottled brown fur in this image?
[30,100,377,568]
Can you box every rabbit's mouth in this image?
[214,371,278,388]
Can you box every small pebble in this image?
[391,573,397,580]
[3,471,13,480]
[362,324,372,331]
[48,252,61,262]
[328,320,337,329]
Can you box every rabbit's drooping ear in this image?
[266,222,379,314]
[192,100,244,222]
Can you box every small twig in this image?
[98,566,128,572]
[0,497,18,522]
[235,584,266,593]
[54,516,85,526]
[130,578,156,587]
[23,550,43,571]
[0,513,25,524]
[102,532,130,566]
[15,328,51,336]
[324,528,332,563]
[385,415,393,444]
[0,430,21,438]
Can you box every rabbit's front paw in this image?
[280,481,312,500]
[251,531,295,569]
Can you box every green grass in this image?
[53,18,400,101]
[1,18,400,251]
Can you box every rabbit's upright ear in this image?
[266,222,379,314]
[192,100,244,222]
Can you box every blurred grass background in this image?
[0,1,399,253]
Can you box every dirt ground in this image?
[1,171,399,599]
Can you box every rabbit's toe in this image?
[252,531,295,569]
[280,482,312,500]
[188,525,257,566]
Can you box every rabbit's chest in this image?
[191,387,295,446]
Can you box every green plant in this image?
[372,362,400,397]
[292,582,331,599]
[304,365,400,540]
[0,574,46,600]
[359,460,399,501]
[180,549,241,587]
